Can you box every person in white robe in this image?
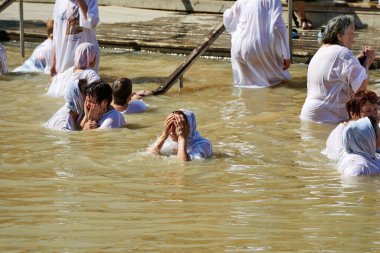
[51,0,100,75]
[149,109,213,161]
[81,80,125,130]
[45,79,86,131]
[0,43,8,75]
[13,19,54,74]
[223,0,291,88]
[47,42,99,97]
[110,78,151,115]
[325,90,379,161]
[337,117,380,176]
[300,15,376,123]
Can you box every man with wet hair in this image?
[81,80,125,130]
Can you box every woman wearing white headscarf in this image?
[223,0,291,88]
[337,117,380,176]
[45,79,86,131]
[50,0,99,75]
[47,42,99,97]
[149,109,213,161]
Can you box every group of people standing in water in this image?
[0,0,379,168]
[223,0,378,175]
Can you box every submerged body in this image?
[223,0,291,88]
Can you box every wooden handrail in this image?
[152,22,226,95]
[0,0,17,13]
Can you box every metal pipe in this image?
[288,0,293,61]
[19,0,24,58]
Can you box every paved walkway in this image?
[0,2,379,65]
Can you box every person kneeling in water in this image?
[81,80,125,130]
[148,109,213,161]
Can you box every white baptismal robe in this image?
[223,0,290,88]
[13,39,53,74]
[300,45,367,123]
[53,0,100,73]
[337,118,380,176]
[47,67,99,97]
[98,109,125,129]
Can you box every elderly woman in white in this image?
[300,15,376,123]
[223,0,291,88]
[337,117,380,176]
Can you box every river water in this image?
[1,42,380,252]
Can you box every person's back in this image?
[13,19,54,74]
[337,117,380,176]
[223,0,290,87]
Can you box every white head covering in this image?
[74,42,97,69]
[342,117,376,159]
[337,117,380,176]
[159,109,213,160]
[64,81,84,116]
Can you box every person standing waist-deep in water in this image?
[51,0,100,76]
[223,0,291,88]
[300,15,376,124]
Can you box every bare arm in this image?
[148,114,175,154]
[174,114,190,161]
[50,44,56,77]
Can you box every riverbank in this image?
[0,2,379,65]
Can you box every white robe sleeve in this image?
[79,0,99,29]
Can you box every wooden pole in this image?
[152,22,226,95]
[288,0,293,61]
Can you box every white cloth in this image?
[223,0,290,88]
[53,0,99,73]
[160,109,213,160]
[13,39,53,74]
[45,107,75,131]
[124,100,149,114]
[325,123,346,161]
[45,82,84,131]
[0,43,8,74]
[337,117,380,176]
[47,66,99,97]
[98,109,125,129]
[300,45,367,123]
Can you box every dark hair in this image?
[346,90,379,120]
[322,15,354,45]
[111,78,132,106]
[85,80,113,106]
[368,116,378,138]
[172,110,188,124]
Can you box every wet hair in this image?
[346,90,379,120]
[322,15,354,45]
[85,79,113,105]
[172,110,188,124]
[46,18,54,38]
[368,116,378,138]
[110,78,132,106]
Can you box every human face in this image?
[85,94,99,110]
[338,24,355,49]
[360,101,378,121]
